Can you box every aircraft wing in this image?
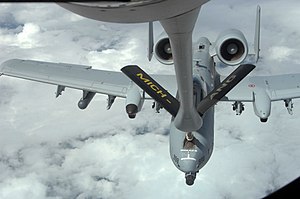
[221,73,300,102]
[0,59,177,99]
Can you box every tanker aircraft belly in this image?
[1,3,300,185]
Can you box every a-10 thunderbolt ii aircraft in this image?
[1,1,300,186]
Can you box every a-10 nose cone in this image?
[180,159,197,185]
[185,172,196,186]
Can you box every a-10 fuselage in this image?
[169,37,215,185]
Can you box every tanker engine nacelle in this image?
[214,29,248,66]
[154,37,173,65]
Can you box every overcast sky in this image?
[0,0,300,199]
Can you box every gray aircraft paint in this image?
[1,2,300,186]
[169,37,215,183]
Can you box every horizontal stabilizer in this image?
[121,65,179,117]
[197,64,255,115]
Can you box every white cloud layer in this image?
[0,0,300,199]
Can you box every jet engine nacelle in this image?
[154,37,173,65]
[126,84,144,119]
[214,29,248,66]
[78,91,96,109]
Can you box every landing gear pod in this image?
[252,89,271,122]
[78,91,96,109]
[126,104,138,119]
[125,84,144,119]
